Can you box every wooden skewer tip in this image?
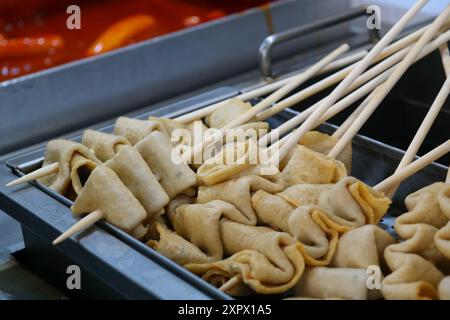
[52,210,104,245]
[219,274,243,292]
[6,162,59,187]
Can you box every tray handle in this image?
[259,6,380,79]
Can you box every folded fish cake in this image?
[307,225,394,300]
[186,219,305,296]
[205,98,252,128]
[147,222,214,265]
[439,277,450,300]
[114,116,168,145]
[331,224,394,271]
[281,145,347,187]
[196,140,260,186]
[293,267,376,300]
[82,129,131,162]
[167,199,249,261]
[40,139,101,196]
[104,146,169,217]
[252,177,391,265]
[198,175,284,226]
[299,131,352,173]
[71,166,146,232]
[136,131,197,199]
[382,182,450,300]
[318,177,391,230]
[252,191,338,266]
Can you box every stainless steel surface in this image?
[259,6,380,78]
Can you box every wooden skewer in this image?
[315,31,450,132]
[6,162,59,187]
[374,140,450,193]
[259,27,450,147]
[328,6,450,160]
[179,21,444,124]
[446,164,450,184]
[219,274,242,292]
[223,44,350,130]
[255,21,432,122]
[52,210,104,245]
[258,67,391,147]
[332,90,377,139]
[180,23,431,124]
[320,49,368,73]
[258,33,439,146]
[255,64,354,121]
[6,140,109,188]
[182,44,350,163]
[440,44,450,76]
[273,0,428,163]
[385,45,450,197]
[174,49,367,123]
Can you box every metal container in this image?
[0,84,448,298]
[0,0,363,156]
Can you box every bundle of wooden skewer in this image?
[6,0,450,300]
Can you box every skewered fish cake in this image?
[196,140,259,186]
[253,177,391,231]
[148,116,209,144]
[436,222,450,260]
[39,139,101,196]
[71,166,147,233]
[252,177,391,265]
[148,116,187,137]
[185,219,305,295]
[104,146,169,218]
[383,247,443,300]
[148,116,210,168]
[113,116,169,145]
[166,198,253,261]
[439,277,450,300]
[280,145,347,187]
[299,131,352,173]
[204,97,270,137]
[331,224,394,271]
[147,222,214,265]
[291,225,393,300]
[197,175,284,226]
[82,129,131,162]
[135,131,197,199]
[205,98,251,128]
[293,267,377,300]
[382,182,450,300]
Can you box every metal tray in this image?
[0,88,239,300]
[1,86,448,299]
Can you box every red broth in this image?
[0,0,274,81]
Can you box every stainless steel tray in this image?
[1,86,448,299]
